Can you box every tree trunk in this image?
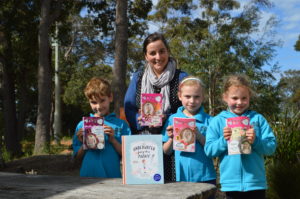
[53,24,61,144]
[113,0,128,117]
[0,31,21,156]
[34,0,52,154]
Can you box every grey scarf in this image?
[141,58,177,113]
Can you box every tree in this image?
[295,35,300,51]
[150,0,280,116]
[34,0,62,154]
[112,0,128,117]
[0,0,38,156]
[278,70,300,114]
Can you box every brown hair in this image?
[84,77,112,99]
[143,32,170,55]
[223,74,253,96]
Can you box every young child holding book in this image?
[72,77,131,178]
[162,76,216,184]
[204,74,276,199]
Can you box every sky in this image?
[149,0,300,77]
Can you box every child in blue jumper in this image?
[73,77,131,178]
[204,75,276,199]
[162,76,216,184]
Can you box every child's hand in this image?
[223,126,232,141]
[104,125,116,143]
[166,125,174,139]
[195,128,206,146]
[246,128,256,144]
[76,128,84,143]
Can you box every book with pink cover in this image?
[173,117,196,152]
[226,116,251,155]
[82,117,105,150]
[140,93,163,126]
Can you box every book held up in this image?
[226,116,251,155]
[173,117,196,152]
[122,135,164,184]
[140,93,163,127]
[82,117,105,150]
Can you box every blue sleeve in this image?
[204,117,228,158]
[179,70,188,82]
[121,120,131,137]
[124,72,141,131]
[72,121,83,157]
[252,115,277,156]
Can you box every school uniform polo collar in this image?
[223,108,252,118]
[89,113,116,121]
[176,106,205,123]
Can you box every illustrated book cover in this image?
[226,116,251,155]
[82,117,105,150]
[173,117,196,152]
[122,135,164,184]
[140,93,163,126]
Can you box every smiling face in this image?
[178,84,204,116]
[223,85,250,115]
[89,94,113,117]
[145,40,169,77]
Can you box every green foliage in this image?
[277,70,300,115]
[295,35,300,51]
[269,110,300,164]
[63,65,113,113]
[1,146,13,162]
[267,162,300,199]
[265,111,300,199]
[150,0,281,115]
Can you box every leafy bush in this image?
[267,162,300,199]
[266,110,300,199]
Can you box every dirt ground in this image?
[0,154,80,176]
[0,139,80,176]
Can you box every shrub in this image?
[266,110,300,199]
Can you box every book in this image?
[140,93,163,126]
[173,117,196,152]
[122,135,164,184]
[226,116,251,155]
[82,117,105,150]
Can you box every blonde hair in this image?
[84,77,112,99]
[223,74,253,96]
[179,76,205,96]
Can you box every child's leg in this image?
[225,190,266,199]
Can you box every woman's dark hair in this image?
[142,32,170,55]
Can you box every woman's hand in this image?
[223,126,232,141]
[166,125,174,140]
[76,128,84,143]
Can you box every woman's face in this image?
[145,40,169,77]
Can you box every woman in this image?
[124,32,188,181]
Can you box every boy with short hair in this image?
[73,77,131,177]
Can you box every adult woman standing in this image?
[124,32,188,181]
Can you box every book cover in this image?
[82,117,105,150]
[173,117,196,152]
[226,116,251,155]
[122,135,164,184]
[140,93,163,126]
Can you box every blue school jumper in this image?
[204,110,276,191]
[162,106,216,182]
[73,113,131,177]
